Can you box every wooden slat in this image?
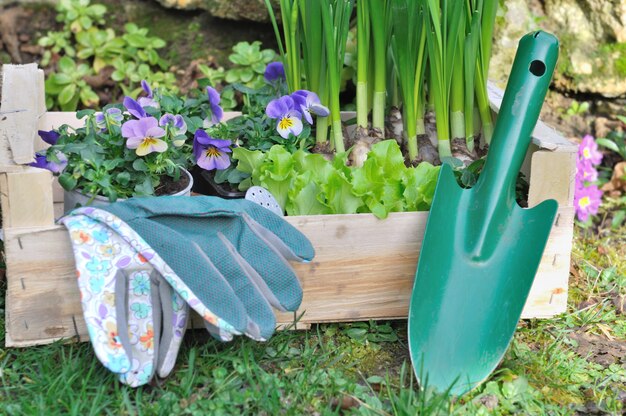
[0,64,45,167]
[5,208,572,347]
[487,82,577,152]
[528,150,576,207]
[0,167,55,229]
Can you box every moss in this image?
[610,43,626,76]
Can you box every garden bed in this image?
[1,65,578,347]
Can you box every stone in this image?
[153,0,280,22]
[490,0,626,97]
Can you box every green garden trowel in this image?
[408,31,559,396]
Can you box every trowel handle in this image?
[475,31,559,203]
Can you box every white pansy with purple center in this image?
[291,90,330,125]
[121,116,168,156]
[265,95,303,139]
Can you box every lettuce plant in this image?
[233,140,440,218]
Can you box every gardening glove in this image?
[100,195,315,341]
[60,210,190,387]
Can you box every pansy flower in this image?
[123,96,147,119]
[37,129,60,145]
[137,80,159,109]
[193,130,232,170]
[574,184,603,222]
[30,151,68,173]
[578,134,603,166]
[121,116,168,156]
[159,113,187,146]
[95,108,124,130]
[203,86,224,127]
[265,95,303,138]
[264,61,285,84]
[291,90,330,125]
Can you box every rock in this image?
[544,0,626,97]
[544,0,626,43]
[154,0,280,22]
[491,0,626,97]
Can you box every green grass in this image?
[1,222,625,415]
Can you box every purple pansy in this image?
[578,134,603,166]
[30,151,68,173]
[95,108,124,130]
[38,130,60,145]
[574,184,603,222]
[265,95,303,138]
[203,86,224,127]
[159,114,187,136]
[123,96,147,119]
[137,80,159,109]
[121,116,168,156]
[291,90,330,125]
[264,61,285,83]
[193,130,232,171]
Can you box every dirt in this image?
[569,332,626,367]
[155,168,190,196]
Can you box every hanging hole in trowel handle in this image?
[529,60,546,77]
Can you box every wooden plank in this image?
[0,167,55,229]
[0,64,45,167]
[528,150,576,207]
[5,208,572,347]
[487,82,577,152]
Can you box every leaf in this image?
[125,33,148,48]
[116,172,131,186]
[232,147,265,175]
[287,172,332,216]
[324,170,363,214]
[58,84,77,106]
[51,73,72,86]
[132,158,149,172]
[57,56,76,73]
[344,328,368,340]
[58,173,77,191]
[596,138,620,153]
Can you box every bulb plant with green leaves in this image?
[264,0,499,167]
[390,0,427,162]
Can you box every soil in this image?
[155,169,190,196]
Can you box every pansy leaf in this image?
[116,172,131,186]
[132,159,149,172]
[58,173,77,191]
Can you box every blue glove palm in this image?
[103,196,315,340]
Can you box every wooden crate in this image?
[0,64,578,347]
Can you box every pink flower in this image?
[578,135,603,166]
[575,159,598,185]
[574,185,602,222]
